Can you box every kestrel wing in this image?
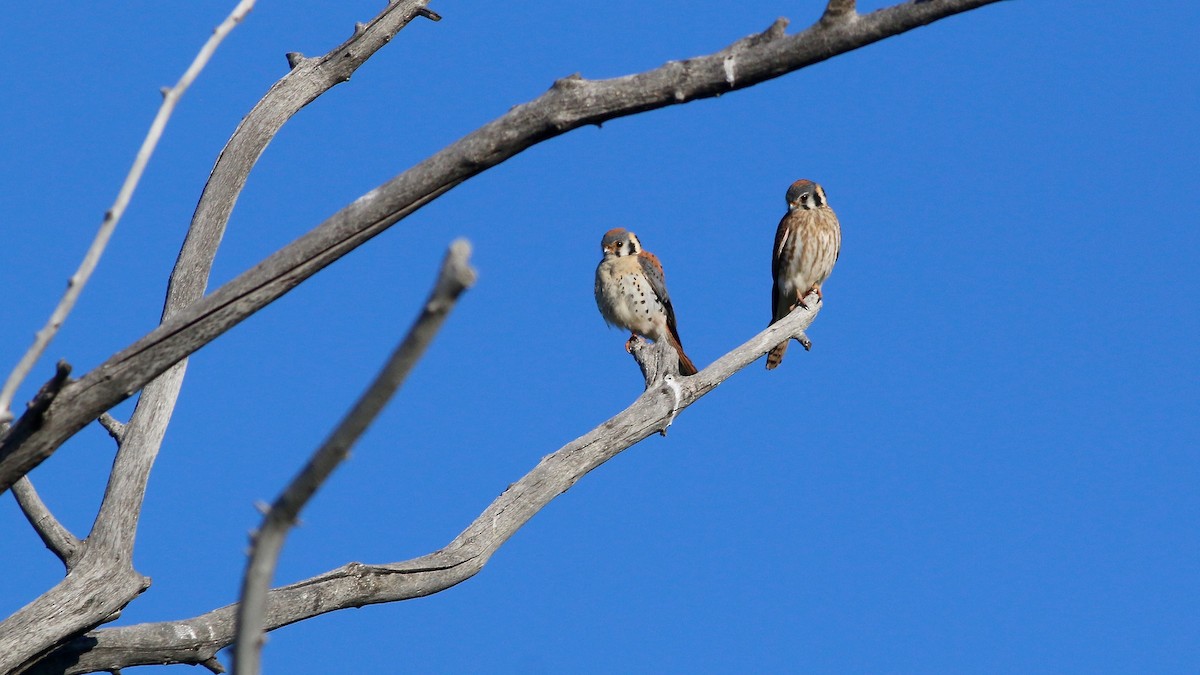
[638,250,685,345]
[771,211,799,322]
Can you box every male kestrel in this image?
[766,179,841,370]
[595,228,699,376]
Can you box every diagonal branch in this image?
[0,0,1003,498]
[0,4,443,673]
[11,477,81,570]
[29,302,820,674]
[0,0,256,426]
[233,240,476,675]
[97,414,125,445]
[90,0,442,558]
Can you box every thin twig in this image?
[0,0,257,425]
[11,476,81,569]
[232,240,476,675]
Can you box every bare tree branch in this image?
[0,2,446,670]
[11,477,81,569]
[234,240,476,675]
[97,414,125,444]
[85,0,442,562]
[30,301,820,674]
[0,0,256,426]
[0,1,259,669]
[0,0,1004,498]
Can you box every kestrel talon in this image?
[766,179,841,370]
[594,228,699,376]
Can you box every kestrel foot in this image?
[625,334,638,353]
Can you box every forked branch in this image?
[0,0,257,425]
[0,0,1003,497]
[31,302,820,674]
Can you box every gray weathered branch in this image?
[233,240,476,675]
[97,413,126,444]
[11,477,81,569]
[90,0,442,555]
[29,301,819,674]
[0,0,1004,498]
[0,0,257,425]
[0,4,441,673]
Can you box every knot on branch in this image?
[820,0,858,27]
[732,17,789,52]
[285,52,308,69]
[551,73,586,90]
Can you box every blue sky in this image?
[2,1,1198,672]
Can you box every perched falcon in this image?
[595,228,699,376]
[767,179,841,370]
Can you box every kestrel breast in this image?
[596,257,665,338]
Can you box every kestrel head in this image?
[785,179,827,211]
[600,228,642,257]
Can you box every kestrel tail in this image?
[766,179,841,370]
[594,228,699,376]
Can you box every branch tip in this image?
[202,656,226,674]
[234,238,476,674]
[442,238,478,292]
[98,412,126,444]
[766,16,789,39]
[416,7,441,22]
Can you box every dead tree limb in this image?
[233,240,476,675]
[11,477,81,570]
[0,0,257,425]
[0,0,1004,498]
[29,301,819,674]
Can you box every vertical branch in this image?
[233,240,476,675]
[0,0,257,425]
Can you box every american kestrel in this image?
[594,228,699,376]
[766,179,841,370]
